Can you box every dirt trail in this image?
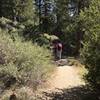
[46,65,85,91]
[35,65,86,99]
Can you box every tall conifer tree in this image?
[0,0,35,23]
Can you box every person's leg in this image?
[59,51,61,59]
[57,50,62,60]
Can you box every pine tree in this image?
[0,0,35,23]
[55,0,69,32]
[35,0,56,33]
[74,0,91,55]
[17,0,34,22]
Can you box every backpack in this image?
[57,43,62,50]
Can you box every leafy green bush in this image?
[0,29,54,91]
[1,87,35,100]
[33,33,59,47]
[80,0,100,89]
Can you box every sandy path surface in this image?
[35,66,86,99]
[46,65,85,90]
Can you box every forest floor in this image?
[34,61,99,100]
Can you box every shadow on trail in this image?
[42,85,99,100]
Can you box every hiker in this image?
[52,39,63,60]
[56,42,62,60]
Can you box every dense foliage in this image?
[0,24,54,92]
[80,0,100,89]
[0,0,35,23]
[0,0,100,99]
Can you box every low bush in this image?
[0,29,54,91]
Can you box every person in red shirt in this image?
[56,42,62,60]
[52,40,62,60]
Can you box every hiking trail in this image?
[35,64,87,100]
[45,65,85,90]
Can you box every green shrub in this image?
[33,33,59,48]
[80,0,100,89]
[0,30,54,91]
[1,87,35,100]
